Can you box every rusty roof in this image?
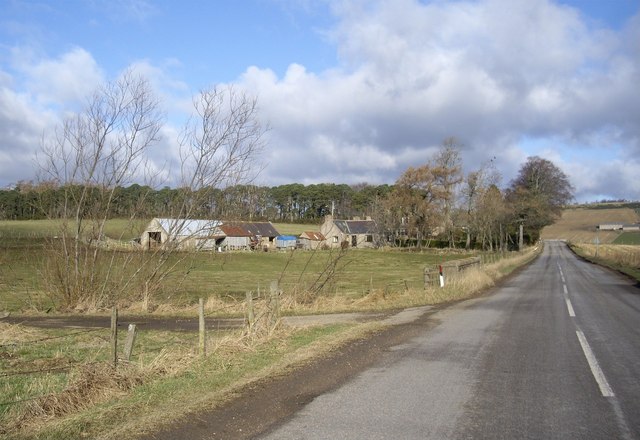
[301,231,325,241]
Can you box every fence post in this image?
[270,280,280,327]
[199,298,206,357]
[123,324,137,361]
[424,267,429,289]
[245,291,255,329]
[111,306,118,368]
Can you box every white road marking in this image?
[576,330,615,397]
[565,298,576,317]
[563,284,568,295]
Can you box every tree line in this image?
[2,148,573,250]
[0,181,391,223]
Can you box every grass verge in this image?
[568,243,640,282]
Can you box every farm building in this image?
[275,235,297,250]
[236,222,280,250]
[598,223,640,231]
[140,218,223,250]
[218,224,253,250]
[298,231,326,250]
[140,219,281,251]
[320,215,378,249]
[598,223,624,230]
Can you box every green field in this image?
[0,219,471,313]
[613,231,640,245]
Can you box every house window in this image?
[366,235,373,242]
[333,236,339,243]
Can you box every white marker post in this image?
[439,265,445,288]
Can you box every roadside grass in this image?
[1,321,374,440]
[569,243,640,282]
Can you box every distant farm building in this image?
[298,231,326,250]
[598,223,640,231]
[140,218,280,251]
[320,215,378,249]
[141,218,222,250]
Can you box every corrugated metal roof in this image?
[301,231,325,241]
[156,218,222,237]
[238,222,280,237]
[220,224,253,237]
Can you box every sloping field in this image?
[540,207,640,243]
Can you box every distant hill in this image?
[541,207,640,243]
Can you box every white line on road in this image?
[563,284,568,295]
[565,298,576,317]
[576,330,614,397]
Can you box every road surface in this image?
[260,241,640,439]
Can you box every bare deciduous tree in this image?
[38,71,163,309]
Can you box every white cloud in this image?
[238,0,640,200]
[21,47,104,106]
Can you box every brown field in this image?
[540,207,640,243]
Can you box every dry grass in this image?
[541,207,639,243]
[572,243,640,269]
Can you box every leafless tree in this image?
[37,70,163,309]
[36,77,266,311]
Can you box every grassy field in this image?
[0,219,472,313]
[613,231,640,245]
[540,207,640,243]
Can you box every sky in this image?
[1,0,639,203]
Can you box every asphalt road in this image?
[260,241,640,439]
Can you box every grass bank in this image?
[569,243,640,282]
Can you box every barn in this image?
[140,218,223,250]
[298,231,326,250]
[320,215,378,249]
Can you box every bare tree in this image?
[37,78,266,311]
[433,137,464,247]
[37,71,163,309]
[138,86,267,307]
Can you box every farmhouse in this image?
[298,231,326,250]
[320,215,378,249]
[140,218,223,250]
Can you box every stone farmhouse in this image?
[319,215,378,249]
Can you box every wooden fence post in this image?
[123,324,137,361]
[111,306,118,367]
[245,291,255,329]
[270,280,280,326]
[199,298,206,357]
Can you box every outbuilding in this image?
[140,218,222,250]
[298,231,326,250]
